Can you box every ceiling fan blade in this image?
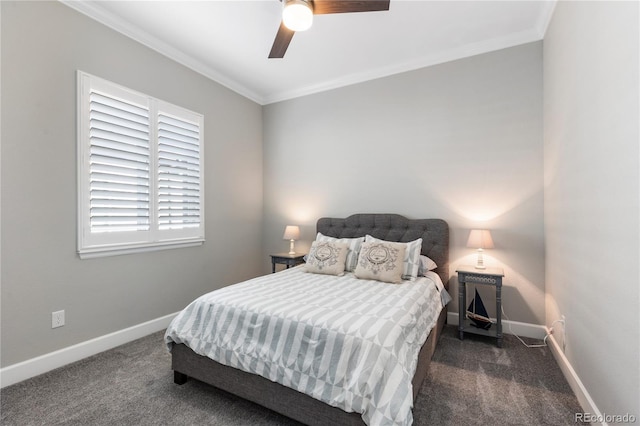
[312,0,390,15]
[269,22,295,58]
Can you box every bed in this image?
[165,214,449,425]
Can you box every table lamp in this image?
[466,229,494,269]
[283,225,300,255]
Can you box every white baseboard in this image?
[447,312,547,339]
[0,312,179,388]
[545,331,605,425]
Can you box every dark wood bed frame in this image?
[170,214,450,426]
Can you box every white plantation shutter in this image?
[89,92,151,233]
[157,111,201,231]
[78,72,204,258]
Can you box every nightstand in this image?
[457,265,504,347]
[270,253,305,273]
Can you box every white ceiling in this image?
[62,0,556,105]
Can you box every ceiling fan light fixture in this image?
[283,0,313,32]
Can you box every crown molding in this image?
[263,28,544,104]
[60,0,551,106]
[535,0,558,38]
[60,0,266,105]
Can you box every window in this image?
[77,71,204,258]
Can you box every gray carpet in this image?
[1,325,585,425]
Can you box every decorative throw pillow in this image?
[417,255,438,275]
[305,241,350,276]
[365,235,423,280]
[354,241,406,284]
[315,233,365,272]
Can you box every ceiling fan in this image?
[269,0,391,58]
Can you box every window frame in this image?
[77,71,205,259]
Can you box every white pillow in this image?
[354,241,406,284]
[315,232,364,272]
[305,241,349,276]
[418,255,438,275]
[365,235,422,280]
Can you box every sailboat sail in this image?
[466,288,494,330]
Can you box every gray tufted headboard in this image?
[316,214,449,288]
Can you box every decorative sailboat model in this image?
[466,289,495,330]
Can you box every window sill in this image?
[78,239,204,259]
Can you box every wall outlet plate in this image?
[52,310,65,328]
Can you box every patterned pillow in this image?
[315,232,365,272]
[365,235,423,280]
[305,241,350,276]
[354,241,406,284]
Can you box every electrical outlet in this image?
[52,310,65,328]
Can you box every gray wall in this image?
[1,1,263,366]
[263,42,544,324]
[543,1,639,417]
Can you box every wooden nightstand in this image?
[270,253,305,273]
[457,265,504,347]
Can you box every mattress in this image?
[165,266,449,426]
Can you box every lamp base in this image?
[475,248,486,269]
[289,239,295,255]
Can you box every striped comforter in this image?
[164,266,448,426]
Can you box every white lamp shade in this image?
[283,0,313,31]
[283,225,300,241]
[466,229,494,249]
